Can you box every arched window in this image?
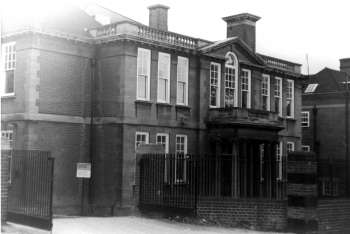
[224,52,238,107]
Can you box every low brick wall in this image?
[197,197,287,231]
[317,198,350,233]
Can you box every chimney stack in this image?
[340,58,350,76]
[148,4,169,31]
[222,13,260,52]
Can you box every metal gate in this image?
[139,154,198,215]
[6,150,54,230]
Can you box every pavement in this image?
[1,216,282,234]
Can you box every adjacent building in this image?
[1,4,302,215]
[301,59,350,197]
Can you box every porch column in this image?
[241,139,248,197]
[265,142,272,199]
[232,139,239,198]
[270,142,277,199]
[215,139,221,197]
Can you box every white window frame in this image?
[175,134,188,183]
[136,48,151,101]
[274,77,283,117]
[276,142,283,181]
[287,141,295,153]
[1,41,16,96]
[156,133,169,153]
[224,52,239,107]
[302,145,310,152]
[241,69,251,109]
[301,111,310,127]
[286,79,295,118]
[157,52,171,103]
[209,62,221,108]
[135,132,149,150]
[262,74,270,111]
[176,56,189,106]
[1,130,14,149]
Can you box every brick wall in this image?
[317,199,350,233]
[197,197,287,231]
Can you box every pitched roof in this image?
[199,37,265,65]
[302,67,349,93]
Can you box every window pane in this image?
[177,82,186,104]
[138,75,147,99]
[5,70,14,93]
[158,78,167,101]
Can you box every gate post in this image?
[287,151,318,232]
[1,150,10,228]
[134,144,165,214]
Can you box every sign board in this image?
[76,163,91,178]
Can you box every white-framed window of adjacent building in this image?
[261,74,270,111]
[287,141,295,153]
[136,48,151,100]
[2,130,14,184]
[1,42,16,96]
[1,130,14,150]
[274,77,282,117]
[209,62,221,108]
[301,111,310,127]
[276,142,283,180]
[135,132,149,150]
[157,52,170,103]
[224,52,238,107]
[176,56,189,105]
[286,79,294,118]
[175,134,187,183]
[241,69,251,109]
[302,145,310,152]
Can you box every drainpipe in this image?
[88,56,96,209]
[345,75,349,196]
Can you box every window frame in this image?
[136,48,151,101]
[1,41,16,96]
[261,74,270,111]
[274,77,283,117]
[209,62,221,108]
[301,111,310,127]
[135,131,149,150]
[302,145,310,152]
[240,69,251,109]
[224,52,238,107]
[176,56,189,106]
[286,79,295,118]
[286,141,295,153]
[175,134,188,183]
[156,133,169,153]
[157,52,171,103]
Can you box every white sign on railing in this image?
[76,163,91,178]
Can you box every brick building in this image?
[301,59,350,197]
[1,4,302,216]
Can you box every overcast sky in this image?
[3,0,350,74]
[97,0,350,74]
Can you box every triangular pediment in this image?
[199,37,265,66]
